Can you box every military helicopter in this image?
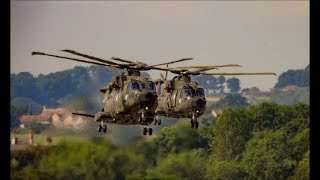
[153,64,277,128]
[31,50,193,135]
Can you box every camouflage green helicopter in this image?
[154,64,277,129]
[32,50,192,135]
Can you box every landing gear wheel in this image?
[148,128,153,136]
[97,125,102,132]
[143,128,148,135]
[141,112,146,122]
[154,118,161,126]
[190,120,195,128]
[194,121,199,129]
[102,125,107,133]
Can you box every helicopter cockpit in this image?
[128,81,156,93]
[181,86,193,98]
[128,81,141,93]
[195,87,205,97]
[145,81,156,92]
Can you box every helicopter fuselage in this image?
[95,74,158,126]
[155,75,207,121]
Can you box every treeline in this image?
[11,102,309,179]
[274,64,309,88]
[11,66,114,111]
[192,75,241,94]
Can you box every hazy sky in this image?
[11,1,309,90]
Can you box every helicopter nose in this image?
[139,92,156,103]
[193,99,206,108]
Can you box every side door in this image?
[171,90,178,107]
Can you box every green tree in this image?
[226,77,240,93]
[192,75,220,94]
[217,76,226,94]
[153,123,209,157]
[274,64,309,88]
[147,150,207,180]
[31,140,145,180]
[210,108,253,161]
[205,160,246,180]
[10,105,28,128]
[210,93,249,110]
[250,102,297,131]
[242,130,296,179]
[288,151,309,180]
[11,72,38,99]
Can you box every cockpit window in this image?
[181,86,192,98]
[128,81,140,93]
[145,81,155,91]
[196,88,205,97]
[138,82,145,89]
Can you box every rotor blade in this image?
[61,49,120,66]
[201,72,277,76]
[173,64,242,69]
[169,66,219,74]
[111,57,139,65]
[72,112,95,118]
[151,58,194,67]
[160,72,165,81]
[165,64,169,80]
[32,51,117,67]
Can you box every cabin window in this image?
[181,86,192,98]
[196,88,205,97]
[128,81,140,93]
[138,82,145,89]
[145,81,155,91]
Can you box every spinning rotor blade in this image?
[152,58,193,67]
[32,51,116,67]
[160,72,165,81]
[165,64,169,80]
[61,49,120,66]
[173,64,242,69]
[72,112,95,118]
[111,57,140,65]
[167,64,242,75]
[201,72,277,76]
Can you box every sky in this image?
[11,1,309,91]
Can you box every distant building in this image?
[19,106,90,130]
[281,85,304,92]
[241,87,272,96]
[212,109,222,118]
[19,106,68,125]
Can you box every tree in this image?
[11,72,38,99]
[10,105,28,128]
[226,77,240,93]
[242,130,296,179]
[274,64,309,88]
[153,123,209,157]
[205,160,246,180]
[147,150,207,180]
[210,94,249,110]
[217,76,226,94]
[288,151,309,180]
[192,75,220,94]
[211,108,253,161]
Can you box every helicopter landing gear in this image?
[139,110,147,123]
[190,120,199,129]
[143,127,153,136]
[190,112,199,129]
[98,121,107,133]
[154,115,161,125]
